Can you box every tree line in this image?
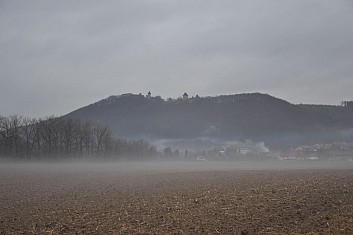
[0,115,157,160]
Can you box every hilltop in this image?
[66,93,353,149]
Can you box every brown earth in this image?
[0,164,353,234]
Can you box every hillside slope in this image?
[66,93,353,149]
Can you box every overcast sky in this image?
[1,0,353,117]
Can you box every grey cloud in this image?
[1,1,353,117]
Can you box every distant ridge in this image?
[66,92,353,149]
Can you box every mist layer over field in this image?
[1,160,353,174]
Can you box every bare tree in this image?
[0,115,7,155]
[22,117,38,159]
[0,114,159,160]
[81,121,93,157]
[39,116,60,156]
[0,115,24,157]
[60,118,76,156]
[93,123,112,156]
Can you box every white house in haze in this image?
[238,147,251,155]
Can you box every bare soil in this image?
[0,164,353,234]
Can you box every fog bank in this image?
[1,161,353,175]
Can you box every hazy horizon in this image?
[1,160,353,172]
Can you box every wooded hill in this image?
[66,93,353,149]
